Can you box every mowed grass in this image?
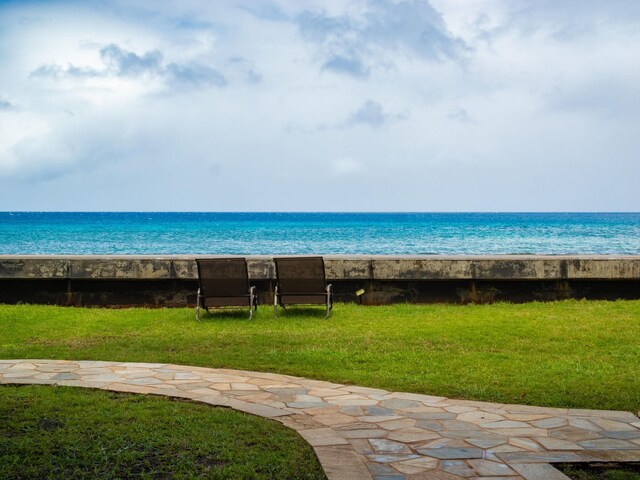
[1,300,639,412]
[559,463,640,480]
[0,384,326,480]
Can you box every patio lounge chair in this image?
[195,258,257,321]
[273,256,333,319]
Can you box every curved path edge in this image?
[2,360,639,480]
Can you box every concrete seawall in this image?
[1,255,639,306]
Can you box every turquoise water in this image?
[0,212,639,255]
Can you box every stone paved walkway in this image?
[1,360,639,480]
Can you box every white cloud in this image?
[297,0,467,77]
[0,0,638,211]
[347,100,408,127]
[331,157,364,176]
[0,111,51,177]
[32,43,230,90]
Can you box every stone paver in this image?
[1,359,639,480]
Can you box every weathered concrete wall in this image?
[1,255,639,306]
[3,255,640,280]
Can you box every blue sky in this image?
[0,0,639,211]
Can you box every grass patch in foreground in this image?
[1,300,639,412]
[0,385,326,480]
[558,463,640,480]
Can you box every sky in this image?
[0,0,639,212]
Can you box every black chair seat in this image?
[279,294,328,305]
[203,296,253,308]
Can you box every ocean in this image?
[0,212,639,255]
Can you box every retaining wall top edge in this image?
[2,256,639,281]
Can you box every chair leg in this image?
[325,285,333,319]
[249,286,256,320]
[273,286,278,318]
[196,288,201,321]
[325,295,330,319]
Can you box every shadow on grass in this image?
[199,306,330,321]
[276,306,331,319]
[197,308,256,322]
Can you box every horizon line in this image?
[2,211,640,214]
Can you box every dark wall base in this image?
[337,280,640,305]
[1,279,639,307]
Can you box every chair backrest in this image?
[196,258,249,297]
[274,257,326,294]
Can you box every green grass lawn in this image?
[558,463,640,480]
[1,300,639,412]
[0,384,326,480]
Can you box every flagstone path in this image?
[2,360,639,480]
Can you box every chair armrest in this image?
[326,284,332,294]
